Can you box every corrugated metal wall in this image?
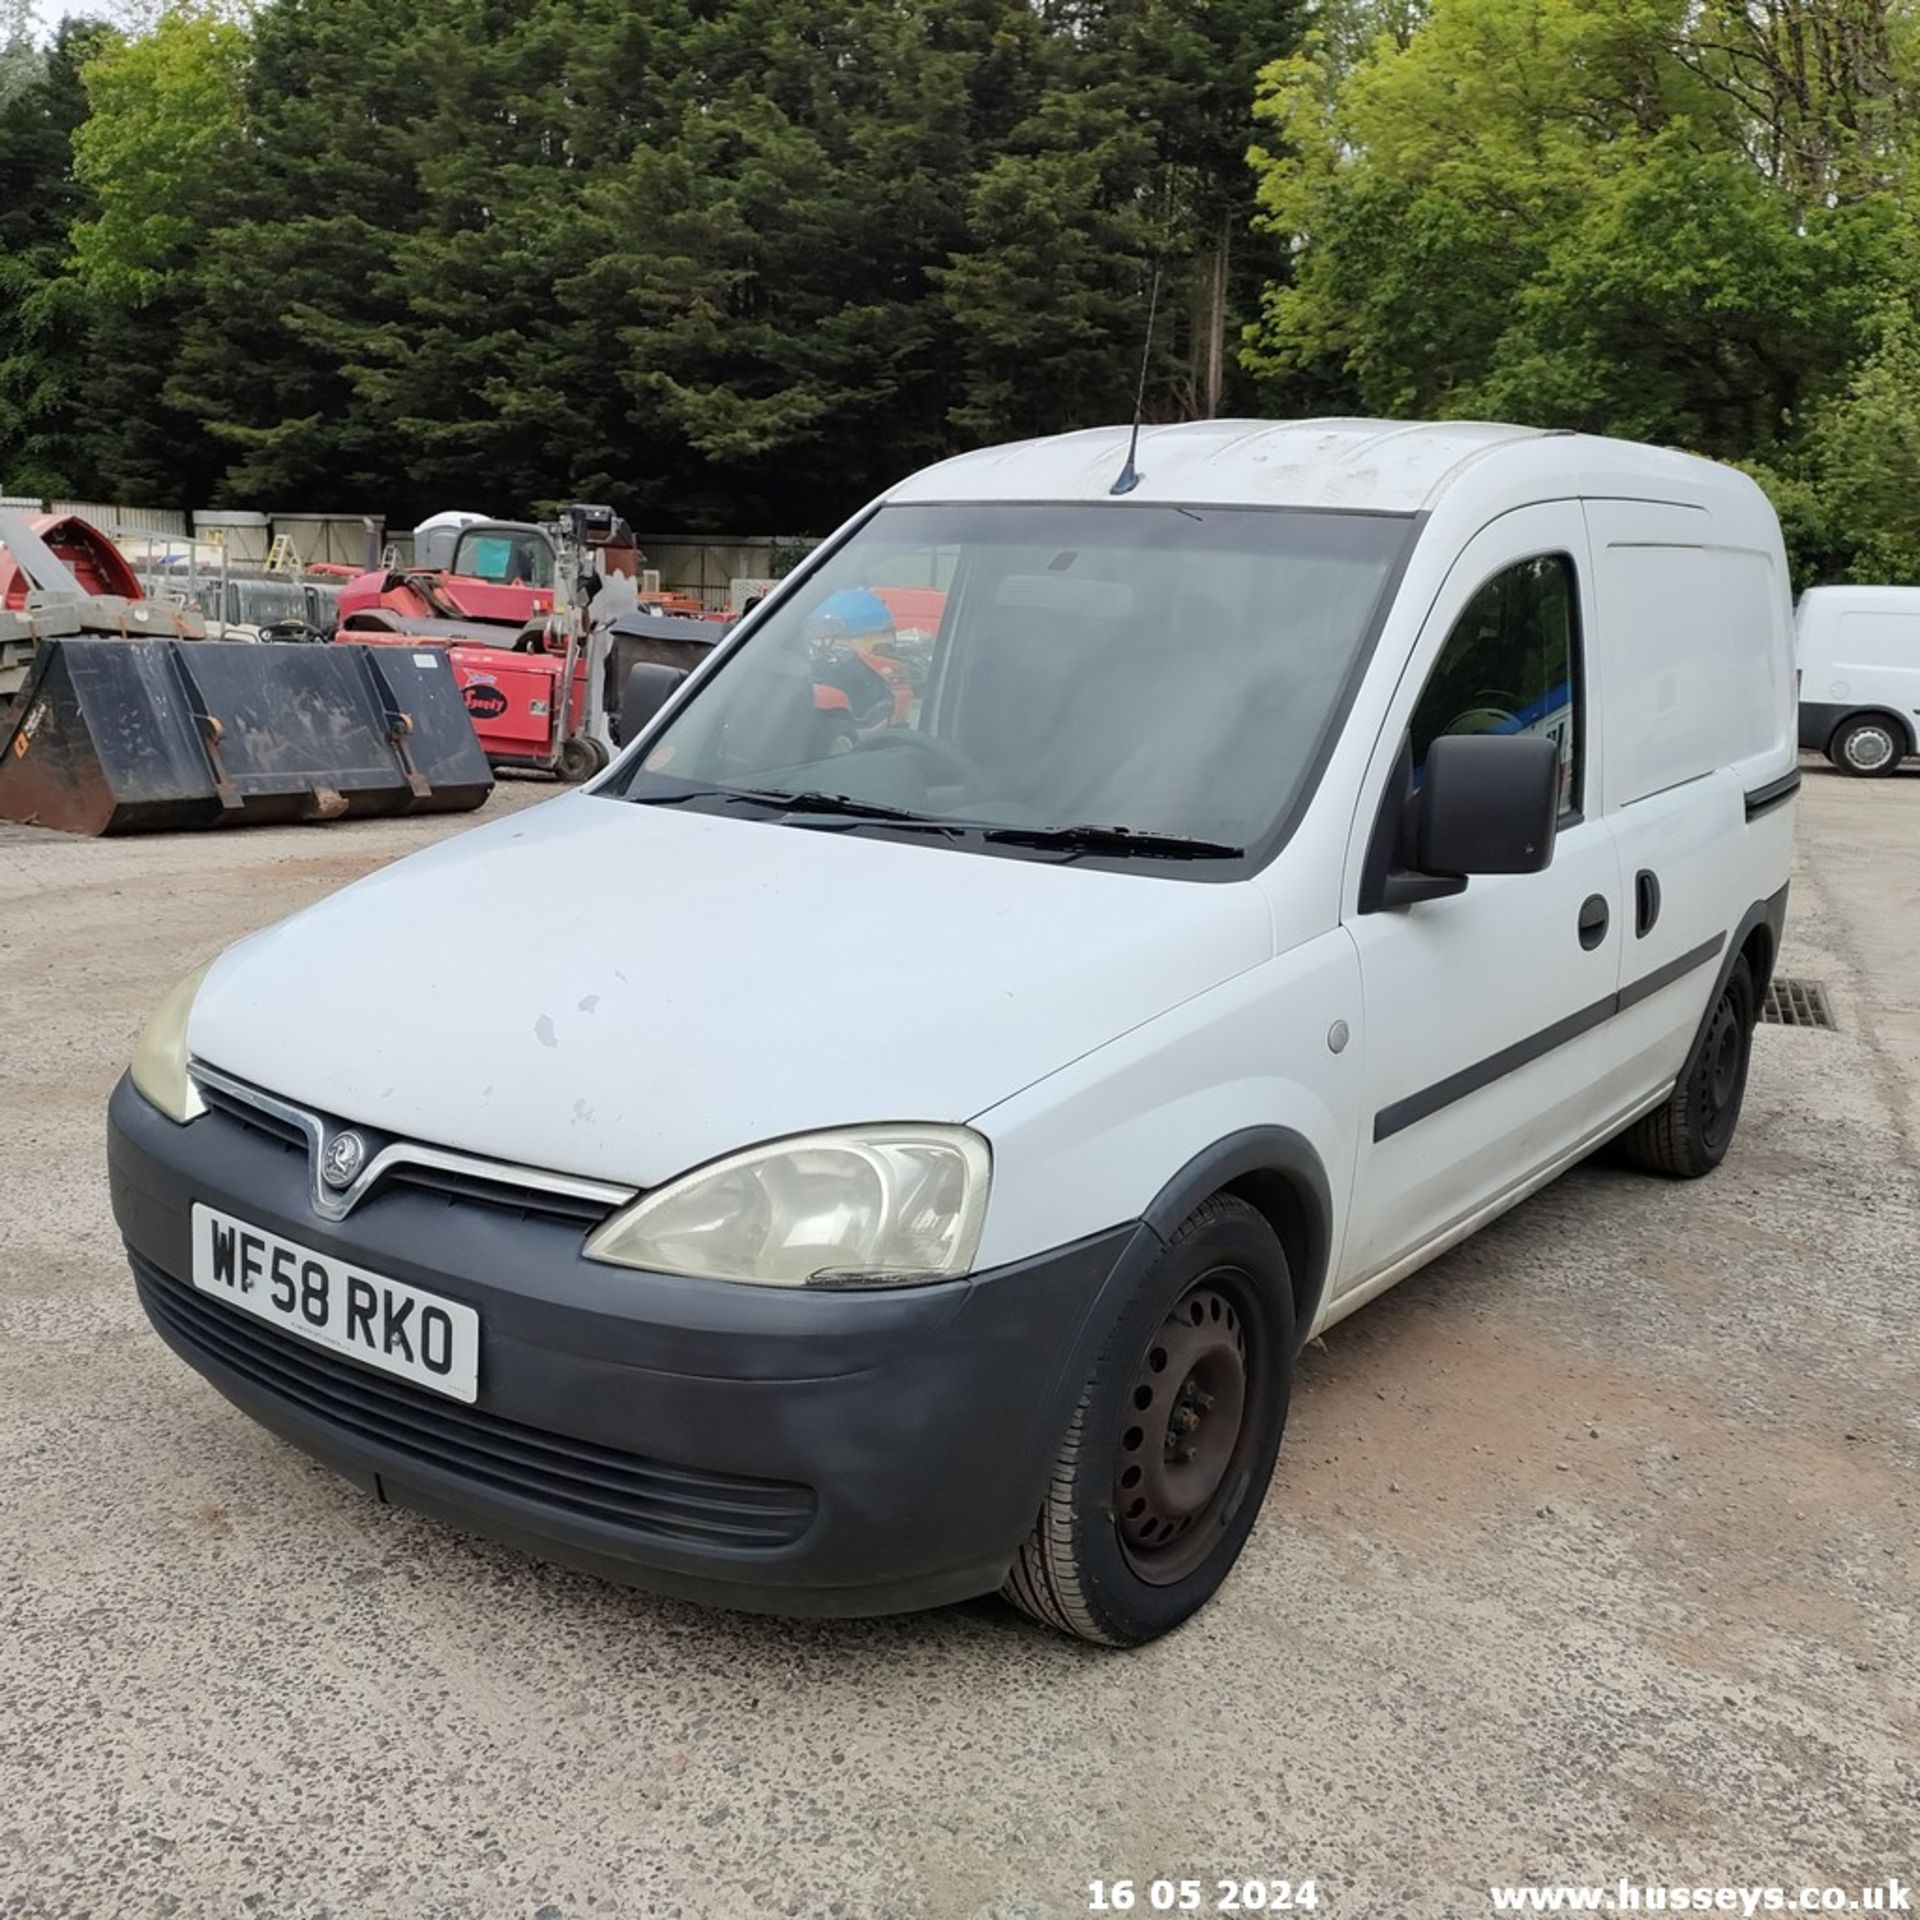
[633,535,819,610]
[0,497,191,537]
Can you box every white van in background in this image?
[1796,585,1920,775]
[110,421,1798,1645]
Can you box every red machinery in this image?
[337,521,556,635]
[1,514,147,608]
[336,511,620,780]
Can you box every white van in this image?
[1796,584,1920,775]
[110,421,1797,1645]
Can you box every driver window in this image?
[1410,552,1581,817]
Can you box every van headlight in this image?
[584,1126,991,1287]
[129,963,211,1124]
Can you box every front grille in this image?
[195,1076,623,1230]
[201,1082,304,1152]
[380,1160,614,1228]
[134,1255,816,1551]
[1761,977,1837,1030]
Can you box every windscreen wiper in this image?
[724,787,974,836]
[746,788,935,822]
[629,784,939,824]
[982,822,1243,860]
[623,785,734,806]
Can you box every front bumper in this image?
[108,1075,1143,1616]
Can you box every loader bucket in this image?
[0,638,493,836]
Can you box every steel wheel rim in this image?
[1700,989,1746,1149]
[1846,726,1894,771]
[1114,1270,1259,1586]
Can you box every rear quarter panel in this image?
[1583,499,1794,807]
[1586,489,1796,1091]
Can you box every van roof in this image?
[1796,585,1920,611]
[886,418,1730,515]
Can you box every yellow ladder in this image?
[265,534,298,574]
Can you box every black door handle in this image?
[1635,869,1661,938]
[1577,893,1610,950]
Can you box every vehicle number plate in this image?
[190,1204,479,1403]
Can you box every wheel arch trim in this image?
[1139,1126,1334,1351]
[1679,882,1789,1089]
[1014,1128,1334,1545]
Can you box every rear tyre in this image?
[1827,713,1905,777]
[1616,954,1756,1178]
[1001,1195,1293,1647]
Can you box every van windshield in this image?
[608,503,1413,866]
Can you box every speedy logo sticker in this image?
[463,684,509,720]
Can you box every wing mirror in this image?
[1362,731,1561,911]
[1420,733,1561,875]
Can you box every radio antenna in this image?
[1109,266,1162,497]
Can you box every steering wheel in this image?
[851,728,985,785]
[1443,707,1521,735]
[1442,688,1523,736]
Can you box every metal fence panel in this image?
[0,497,191,537]
[634,534,819,610]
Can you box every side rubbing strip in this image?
[1615,932,1726,1012]
[1744,769,1801,821]
[1372,996,1616,1142]
[1373,932,1726,1142]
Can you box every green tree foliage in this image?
[164,0,478,505]
[66,2,246,500]
[69,2,245,303]
[12,0,1915,582]
[590,0,1053,521]
[934,93,1160,445]
[0,13,113,496]
[1796,300,1920,582]
[939,0,1307,442]
[0,0,1302,527]
[1246,0,1920,581]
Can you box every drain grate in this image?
[1761,977,1837,1029]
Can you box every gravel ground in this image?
[0,764,1913,1920]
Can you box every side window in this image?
[1410,553,1582,816]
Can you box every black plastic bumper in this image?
[108,1075,1145,1616]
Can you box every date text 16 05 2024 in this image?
[1088,1881,1320,1914]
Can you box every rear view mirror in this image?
[621,662,687,742]
[1418,733,1561,876]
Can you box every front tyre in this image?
[1616,953,1756,1178]
[1002,1196,1293,1646]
